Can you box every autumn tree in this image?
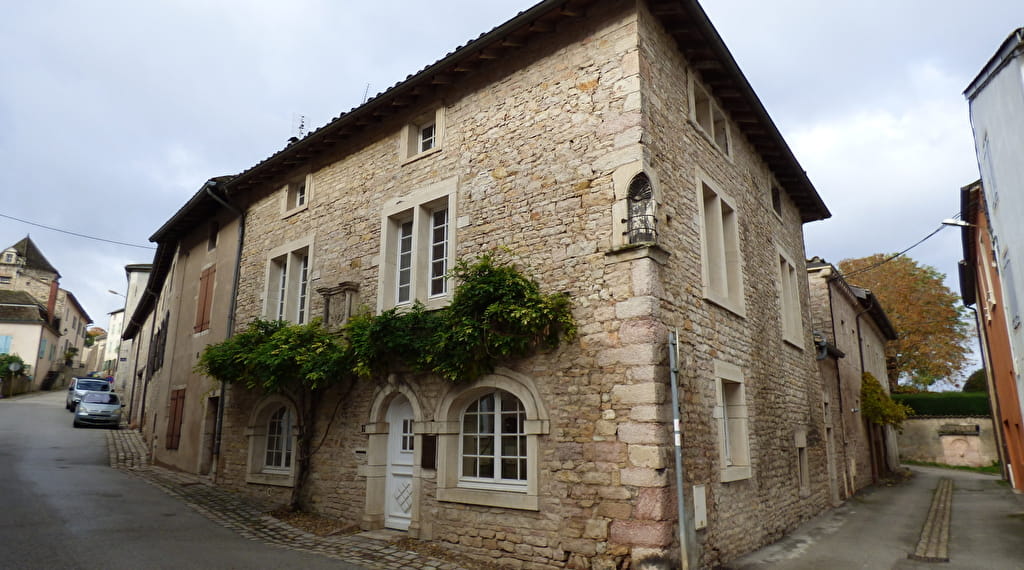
[839,254,971,391]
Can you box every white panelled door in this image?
[385,395,414,530]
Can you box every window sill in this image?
[437,486,539,511]
[401,146,442,166]
[605,243,670,265]
[246,471,296,487]
[783,335,804,350]
[703,291,746,319]
[282,204,308,219]
[721,465,751,483]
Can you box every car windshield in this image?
[82,393,119,405]
[77,380,109,391]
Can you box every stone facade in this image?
[137,1,837,568]
[807,261,899,499]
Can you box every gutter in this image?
[202,181,246,477]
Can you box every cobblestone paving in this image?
[107,428,464,570]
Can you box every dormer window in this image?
[401,107,445,163]
[283,174,312,216]
[2,251,14,264]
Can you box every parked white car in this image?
[73,391,123,429]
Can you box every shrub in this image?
[893,392,991,416]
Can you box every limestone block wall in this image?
[212,1,832,568]
[636,4,829,566]
[898,416,998,467]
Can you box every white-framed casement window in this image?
[435,369,547,511]
[777,250,803,347]
[691,77,731,156]
[282,173,312,216]
[699,178,744,315]
[400,107,445,163]
[459,391,528,491]
[265,238,312,324]
[0,276,10,285]
[2,251,15,264]
[378,177,457,311]
[246,396,298,487]
[713,360,751,482]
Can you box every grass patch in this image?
[903,459,1002,475]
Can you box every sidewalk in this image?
[107,428,469,570]
[728,465,1024,569]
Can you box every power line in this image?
[842,222,950,279]
[0,212,156,250]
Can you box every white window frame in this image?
[690,76,731,156]
[714,360,751,482]
[435,369,548,511]
[777,249,803,348]
[264,237,313,324]
[378,177,457,312]
[245,395,298,487]
[282,173,312,216]
[457,391,528,492]
[698,176,745,316]
[264,406,294,472]
[400,107,445,163]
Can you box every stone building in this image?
[133,0,838,567]
[807,259,899,502]
[0,236,91,390]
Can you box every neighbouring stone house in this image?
[121,180,239,472]
[0,236,91,390]
[129,0,838,567]
[806,259,899,503]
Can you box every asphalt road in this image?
[0,390,362,570]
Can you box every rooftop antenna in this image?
[362,83,371,104]
[292,114,307,139]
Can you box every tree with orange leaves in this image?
[839,254,972,391]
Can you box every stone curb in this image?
[106,428,466,570]
[909,477,953,562]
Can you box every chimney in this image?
[47,280,59,324]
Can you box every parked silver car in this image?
[66,377,111,411]
[73,391,123,428]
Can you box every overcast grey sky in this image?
[2,1,1021,375]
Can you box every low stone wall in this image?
[898,416,997,467]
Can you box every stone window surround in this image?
[400,106,445,164]
[376,176,458,312]
[610,161,662,251]
[689,74,731,157]
[777,247,803,348]
[281,172,313,218]
[245,394,299,487]
[795,427,810,497]
[434,368,548,510]
[263,235,314,324]
[713,360,751,483]
[697,173,745,317]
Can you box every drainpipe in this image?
[203,181,245,480]
[669,330,698,569]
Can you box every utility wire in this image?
[842,223,950,279]
[0,212,156,250]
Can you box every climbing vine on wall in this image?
[861,372,913,429]
[196,250,576,391]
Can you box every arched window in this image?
[245,396,298,486]
[626,174,656,244]
[460,390,527,489]
[264,406,294,471]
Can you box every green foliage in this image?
[197,251,577,388]
[0,353,26,377]
[893,391,992,416]
[428,253,576,382]
[861,372,912,428]
[196,319,349,393]
[962,368,988,393]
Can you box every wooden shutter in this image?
[165,389,185,450]
[194,266,216,332]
